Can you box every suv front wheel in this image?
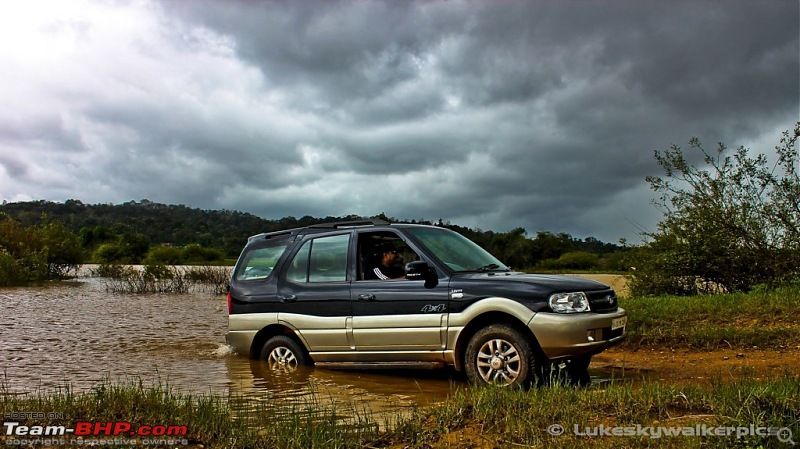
[465,324,535,387]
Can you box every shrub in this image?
[94,243,124,263]
[144,245,183,265]
[181,244,224,264]
[539,251,600,271]
[0,215,83,285]
[634,124,800,295]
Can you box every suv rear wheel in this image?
[260,335,310,371]
[465,324,535,387]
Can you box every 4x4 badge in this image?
[421,304,446,313]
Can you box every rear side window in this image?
[286,234,350,283]
[234,244,288,281]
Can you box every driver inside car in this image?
[368,243,405,280]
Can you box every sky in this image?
[0,0,797,243]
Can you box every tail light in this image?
[227,291,232,314]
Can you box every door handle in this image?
[279,294,297,302]
[357,294,376,301]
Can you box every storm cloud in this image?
[0,0,797,242]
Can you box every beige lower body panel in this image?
[281,313,350,351]
[226,330,258,356]
[352,313,446,351]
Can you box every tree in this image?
[0,215,85,285]
[489,227,533,268]
[632,123,800,295]
[36,219,85,278]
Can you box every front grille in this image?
[586,289,618,313]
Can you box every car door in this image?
[276,232,352,352]
[350,230,449,352]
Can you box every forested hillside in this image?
[0,199,359,257]
[0,199,625,267]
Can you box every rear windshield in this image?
[234,243,289,281]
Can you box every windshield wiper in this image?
[475,263,501,272]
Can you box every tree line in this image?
[0,201,627,286]
[3,122,797,294]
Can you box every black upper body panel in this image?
[229,222,618,314]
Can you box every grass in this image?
[390,374,800,448]
[620,285,800,350]
[90,264,232,294]
[2,375,798,449]
[0,378,381,448]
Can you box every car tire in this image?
[465,324,535,387]
[260,335,310,371]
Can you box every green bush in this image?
[635,124,800,295]
[144,245,183,265]
[93,243,125,263]
[37,220,84,278]
[0,215,83,285]
[0,250,29,286]
[539,251,600,271]
[181,243,224,264]
[598,250,631,272]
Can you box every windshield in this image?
[407,227,509,272]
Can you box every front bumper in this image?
[528,307,627,360]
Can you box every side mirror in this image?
[405,261,438,289]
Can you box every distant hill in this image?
[0,199,624,266]
[0,199,361,257]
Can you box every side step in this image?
[315,361,446,370]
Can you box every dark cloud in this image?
[0,0,797,242]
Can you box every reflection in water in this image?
[0,279,457,417]
[228,357,456,417]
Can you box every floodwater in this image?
[0,278,455,416]
[1,276,647,418]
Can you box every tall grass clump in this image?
[0,377,382,449]
[183,265,232,294]
[90,264,231,294]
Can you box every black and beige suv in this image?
[227,220,627,386]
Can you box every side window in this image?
[357,231,420,280]
[286,234,350,283]
[234,244,288,281]
[286,240,311,282]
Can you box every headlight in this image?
[548,292,590,313]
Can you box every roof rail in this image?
[247,219,391,242]
[307,219,390,229]
[247,228,301,242]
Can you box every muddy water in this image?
[0,279,454,416]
